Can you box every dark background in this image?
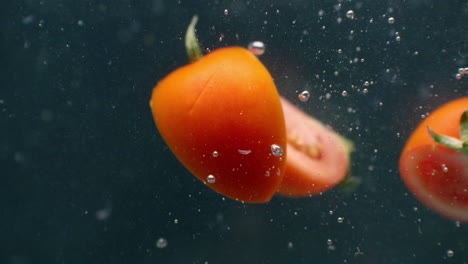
[1,0,467,263]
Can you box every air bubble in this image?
[156,238,168,249]
[388,17,395,24]
[212,151,219,157]
[224,9,229,15]
[271,144,283,157]
[441,164,448,173]
[446,250,454,258]
[346,10,355,19]
[207,175,216,183]
[341,91,348,96]
[248,41,265,56]
[298,90,311,102]
[337,217,344,223]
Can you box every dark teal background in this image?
[1,0,467,263]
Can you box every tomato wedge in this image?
[399,97,468,222]
[277,97,352,197]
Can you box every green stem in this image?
[427,109,468,154]
[185,15,203,63]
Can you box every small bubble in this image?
[271,144,283,157]
[388,17,395,24]
[207,175,216,183]
[338,49,343,54]
[341,91,348,96]
[287,242,294,249]
[327,239,333,245]
[224,9,229,15]
[298,90,311,102]
[156,238,168,249]
[174,219,179,224]
[441,164,448,173]
[363,88,369,94]
[264,170,271,177]
[446,250,454,258]
[337,217,344,223]
[329,210,334,215]
[325,93,332,100]
[212,151,219,157]
[346,10,355,19]
[238,149,252,155]
[396,36,401,41]
[77,20,84,26]
[248,41,265,56]
[456,73,462,80]
[364,81,370,86]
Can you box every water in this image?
[1,0,467,264]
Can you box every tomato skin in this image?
[150,47,287,203]
[277,98,350,197]
[399,97,468,222]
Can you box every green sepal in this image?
[427,120,468,154]
[461,110,468,143]
[337,135,361,193]
[185,15,203,63]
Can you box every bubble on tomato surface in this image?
[247,41,265,56]
[396,36,401,41]
[212,151,219,157]
[207,174,216,183]
[156,238,168,249]
[446,250,454,258]
[270,144,284,157]
[337,217,344,223]
[264,170,271,177]
[388,17,395,24]
[441,164,448,173]
[238,149,252,155]
[298,90,310,102]
[342,90,348,97]
[346,10,355,19]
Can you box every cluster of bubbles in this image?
[455,67,468,79]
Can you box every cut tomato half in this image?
[400,145,468,221]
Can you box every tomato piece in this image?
[150,47,287,203]
[277,97,351,197]
[399,97,468,222]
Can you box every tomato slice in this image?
[400,145,468,221]
[277,97,350,197]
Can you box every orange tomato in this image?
[150,47,287,203]
[399,97,468,222]
[277,97,351,197]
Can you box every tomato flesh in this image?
[277,98,349,197]
[401,146,468,221]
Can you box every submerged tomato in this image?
[277,98,351,197]
[399,97,468,222]
[150,47,287,203]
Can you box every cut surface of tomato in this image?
[277,98,350,197]
[400,145,468,221]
